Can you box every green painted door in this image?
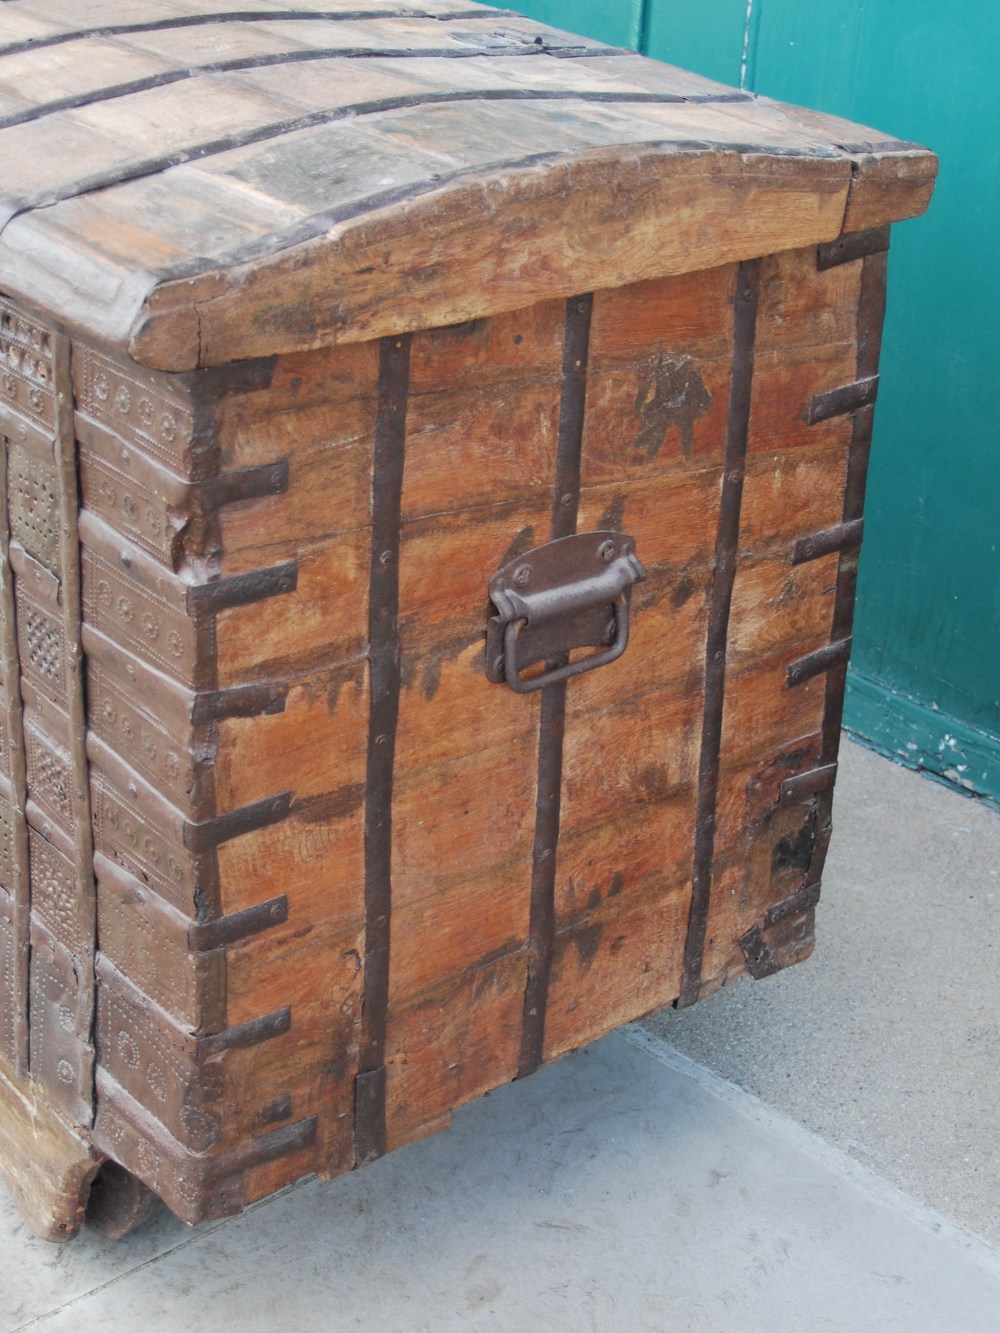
[505,0,644,49]
[513,0,1000,803]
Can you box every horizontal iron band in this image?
[200,460,289,510]
[791,518,864,565]
[186,561,297,616]
[198,1007,292,1057]
[765,883,822,929]
[809,376,878,424]
[182,790,293,852]
[816,225,891,270]
[188,895,288,952]
[787,637,853,688]
[779,763,839,803]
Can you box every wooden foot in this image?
[0,1064,99,1243]
[85,1161,161,1239]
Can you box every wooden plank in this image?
[132,147,851,369]
[385,952,524,1150]
[218,396,376,573]
[564,566,712,714]
[740,442,849,556]
[517,292,590,1078]
[69,77,305,154]
[544,870,690,1058]
[384,300,568,1146]
[0,10,65,52]
[0,1063,98,1243]
[0,39,175,120]
[727,551,840,666]
[0,416,32,1075]
[219,913,363,1174]
[677,259,759,1008]
[540,265,733,1048]
[577,469,722,575]
[402,379,561,522]
[214,531,368,685]
[692,238,882,996]
[50,331,98,1123]
[757,99,938,231]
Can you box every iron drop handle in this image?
[486,531,646,694]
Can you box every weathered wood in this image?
[84,1160,161,1239]
[0,3,934,369]
[677,259,759,1009]
[0,400,32,1076]
[0,0,933,1242]
[384,299,560,1147]
[0,1064,98,1242]
[692,239,882,996]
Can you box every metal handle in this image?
[486,531,645,693]
[501,590,633,693]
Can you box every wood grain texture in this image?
[0,1064,98,1242]
[0,4,934,1238]
[383,302,563,1148]
[0,1,934,366]
[694,243,874,995]
[0,252,892,1230]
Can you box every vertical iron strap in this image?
[518,292,593,1079]
[677,259,761,1010]
[355,333,410,1165]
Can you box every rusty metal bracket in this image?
[486,531,645,694]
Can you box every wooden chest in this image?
[0,0,935,1240]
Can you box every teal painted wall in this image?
[513,0,1000,803]
[505,0,644,49]
[642,0,747,84]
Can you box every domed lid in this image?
[0,0,936,369]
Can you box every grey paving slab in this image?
[4,1028,1000,1333]
[0,1187,190,1333]
[647,739,1000,1245]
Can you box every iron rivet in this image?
[598,541,615,562]
[379,550,392,568]
[121,551,131,569]
[121,450,130,464]
[514,564,532,586]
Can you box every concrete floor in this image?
[648,738,1000,1246]
[1,740,999,1330]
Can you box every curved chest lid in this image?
[0,0,936,368]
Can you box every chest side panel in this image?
[210,250,883,1182]
[0,237,889,1227]
[64,340,320,1222]
[0,296,95,1126]
[692,235,887,996]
